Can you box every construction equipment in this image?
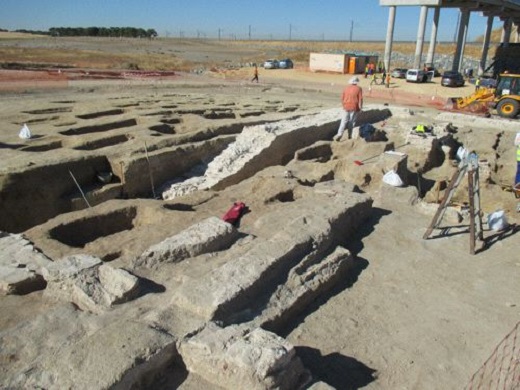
[423,151,484,255]
[446,73,520,118]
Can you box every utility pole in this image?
[249,25,251,40]
[289,24,292,40]
[350,20,354,42]
[218,28,223,40]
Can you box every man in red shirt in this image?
[334,76,363,141]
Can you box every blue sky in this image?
[0,0,505,41]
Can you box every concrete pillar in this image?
[478,15,494,76]
[501,18,512,47]
[452,9,470,73]
[426,7,440,65]
[383,6,396,73]
[413,5,429,69]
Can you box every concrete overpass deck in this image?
[380,0,520,74]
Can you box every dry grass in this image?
[0,46,185,70]
[0,32,47,39]
[227,39,489,66]
[0,34,501,72]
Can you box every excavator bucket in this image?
[444,87,495,115]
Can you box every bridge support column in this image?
[426,7,440,65]
[479,15,494,76]
[413,5,428,69]
[452,8,470,73]
[383,6,396,73]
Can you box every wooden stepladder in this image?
[423,152,484,254]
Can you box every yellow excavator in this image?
[447,73,520,118]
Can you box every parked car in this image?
[390,68,408,78]
[278,59,294,69]
[441,71,465,87]
[406,69,429,83]
[263,59,279,69]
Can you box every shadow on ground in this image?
[297,346,377,390]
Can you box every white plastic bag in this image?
[488,210,508,231]
[456,146,468,161]
[514,132,520,146]
[18,123,32,139]
[382,170,404,187]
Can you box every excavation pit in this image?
[23,107,73,115]
[21,141,62,152]
[73,134,132,150]
[49,206,137,248]
[76,109,124,120]
[59,119,137,136]
[149,124,175,134]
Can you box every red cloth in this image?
[222,202,247,225]
[341,84,363,111]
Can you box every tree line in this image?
[5,27,158,38]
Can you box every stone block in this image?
[172,216,331,321]
[0,232,52,294]
[172,182,372,322]
[42,254,101,281]
[98,264,139,304]
[135,216,239,268]
[254,246,355,331]
[43,255,140,313]
[179,323,310,390]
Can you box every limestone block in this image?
[42,254,101,281]
[255,246,355,330]
[135,216,239,268]
[43,255,140,313]
[172,216,332,320]
[98,264,139,304]
[162,108,343,199]
[0,231,52,294]
[179,323,310,390]
[172,183,372,322]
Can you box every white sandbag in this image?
[488,210,508,232]
[382,170,404,187]
[18,123,32,139]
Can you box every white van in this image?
[406,69,426,83]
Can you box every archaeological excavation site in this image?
[1,74,519,390]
